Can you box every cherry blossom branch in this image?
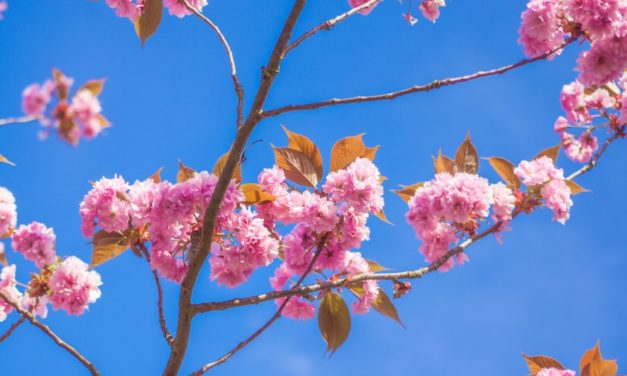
[139,246,174,347]
[163,1,307,374]
[0,316,25,343]
[283,0,382,57]
[263,36,578,118]
[194,132,621,315]
[0,291,100,376]
[183,0,245,128]
[0,115,40,127]
[190,234,329,375]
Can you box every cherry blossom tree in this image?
[0,0,625,375]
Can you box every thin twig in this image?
[194,130,621,315]
[264,37,578,118]
[163,2,308,374]
[0,115,40,127]
[190,234,329,375]
[284,0,382,57]
[183,0,245,128]
[0,291,100,375]
[139,246,175,346]
[0,316,25,343]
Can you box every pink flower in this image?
[585,87,617,108]
[518,0,565,59]
[620,94,627,124]
[560,81,589,124]
[258,166,287,196]
[0,265,21,322]
[105,0,139,20]
[348,0,379,16]
[420,0,446,22]
[352,280,379,314]
[48,256,102,315]
[541,178,573,224]
[0,187,17,237]
[577,34,627,86]
[22,83,52,116]
[563,0,627,41]
[79,176,131,237]
[403,12,418,26]
[322,158,384,214]
[163,0,207,18]
[491,183,516,222]
[71,90,105,139]
[209,242,252,288]
[514,156,563,186]
[561,131,598,162]
[537,367,576,376]
[554,116,569,133]
[278,297,315,320]
[10,222,56,268]
[21,293,48,318]
[0,1,7,20]
[128,179,161,227]
[269,263,293,291]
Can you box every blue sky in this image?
[1,1,625,375]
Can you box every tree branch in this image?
[283,0,382,57]
[263,37,578,118]
[0,316,25,343]
[194,129,621,315]
[140,246,174,347]
[0,291,100,376]
[163,1,307,374]
[183,0,245,128]
[190,234,329,375]
[0,115,40,127]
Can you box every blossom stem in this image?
[0,115,40,128]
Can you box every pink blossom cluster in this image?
[105,0,207,20]
[0,1,7,20]
[406,173,516,271]
[553,73,627,163]
[21,71,108,145]
[47,256,102,315]
[514,156,573,224]
[537,368,576,376]
[518,0,627,84]
[348,0,446,24]
[10,222,57,268]
[260,158,385,318]
[0,186,17,237]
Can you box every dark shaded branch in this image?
[0,291,100,376]
[264,37,578,118]
[0,316,25,343]
[284,0,382,57]
[183,0,245,128]
[140,246,174,347]
[163,1,308,374]
[190,234,329,375]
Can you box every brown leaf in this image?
[565,180,590,195]
[0,154,15,166]
[533,145,560,163]
[579,341,618,376]
[281,125,323,181]
[80,79,105,96]
[134,0,163,46]
[273,147,319,187]
[177,161,196,183]
[371,289,404,327]
[454,133,479,174]
[374,209,393,224]
[487,157,521,188]
[433,150,456,174]
[392,183,425,202]
[148,167,163,183]
[240,183,275,205]
[91,230,131,268]
[330,134,378,172]
[0,247,7,267]
[365,259,387,272]
[53,68,69,101]
[95,114,110,128]
[213,151,242,183]
[318,292,351,354]
[523,354,565,375]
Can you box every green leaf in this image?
[318,292,351,354]
[134,0,163,46]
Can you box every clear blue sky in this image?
[1,1,625,375]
